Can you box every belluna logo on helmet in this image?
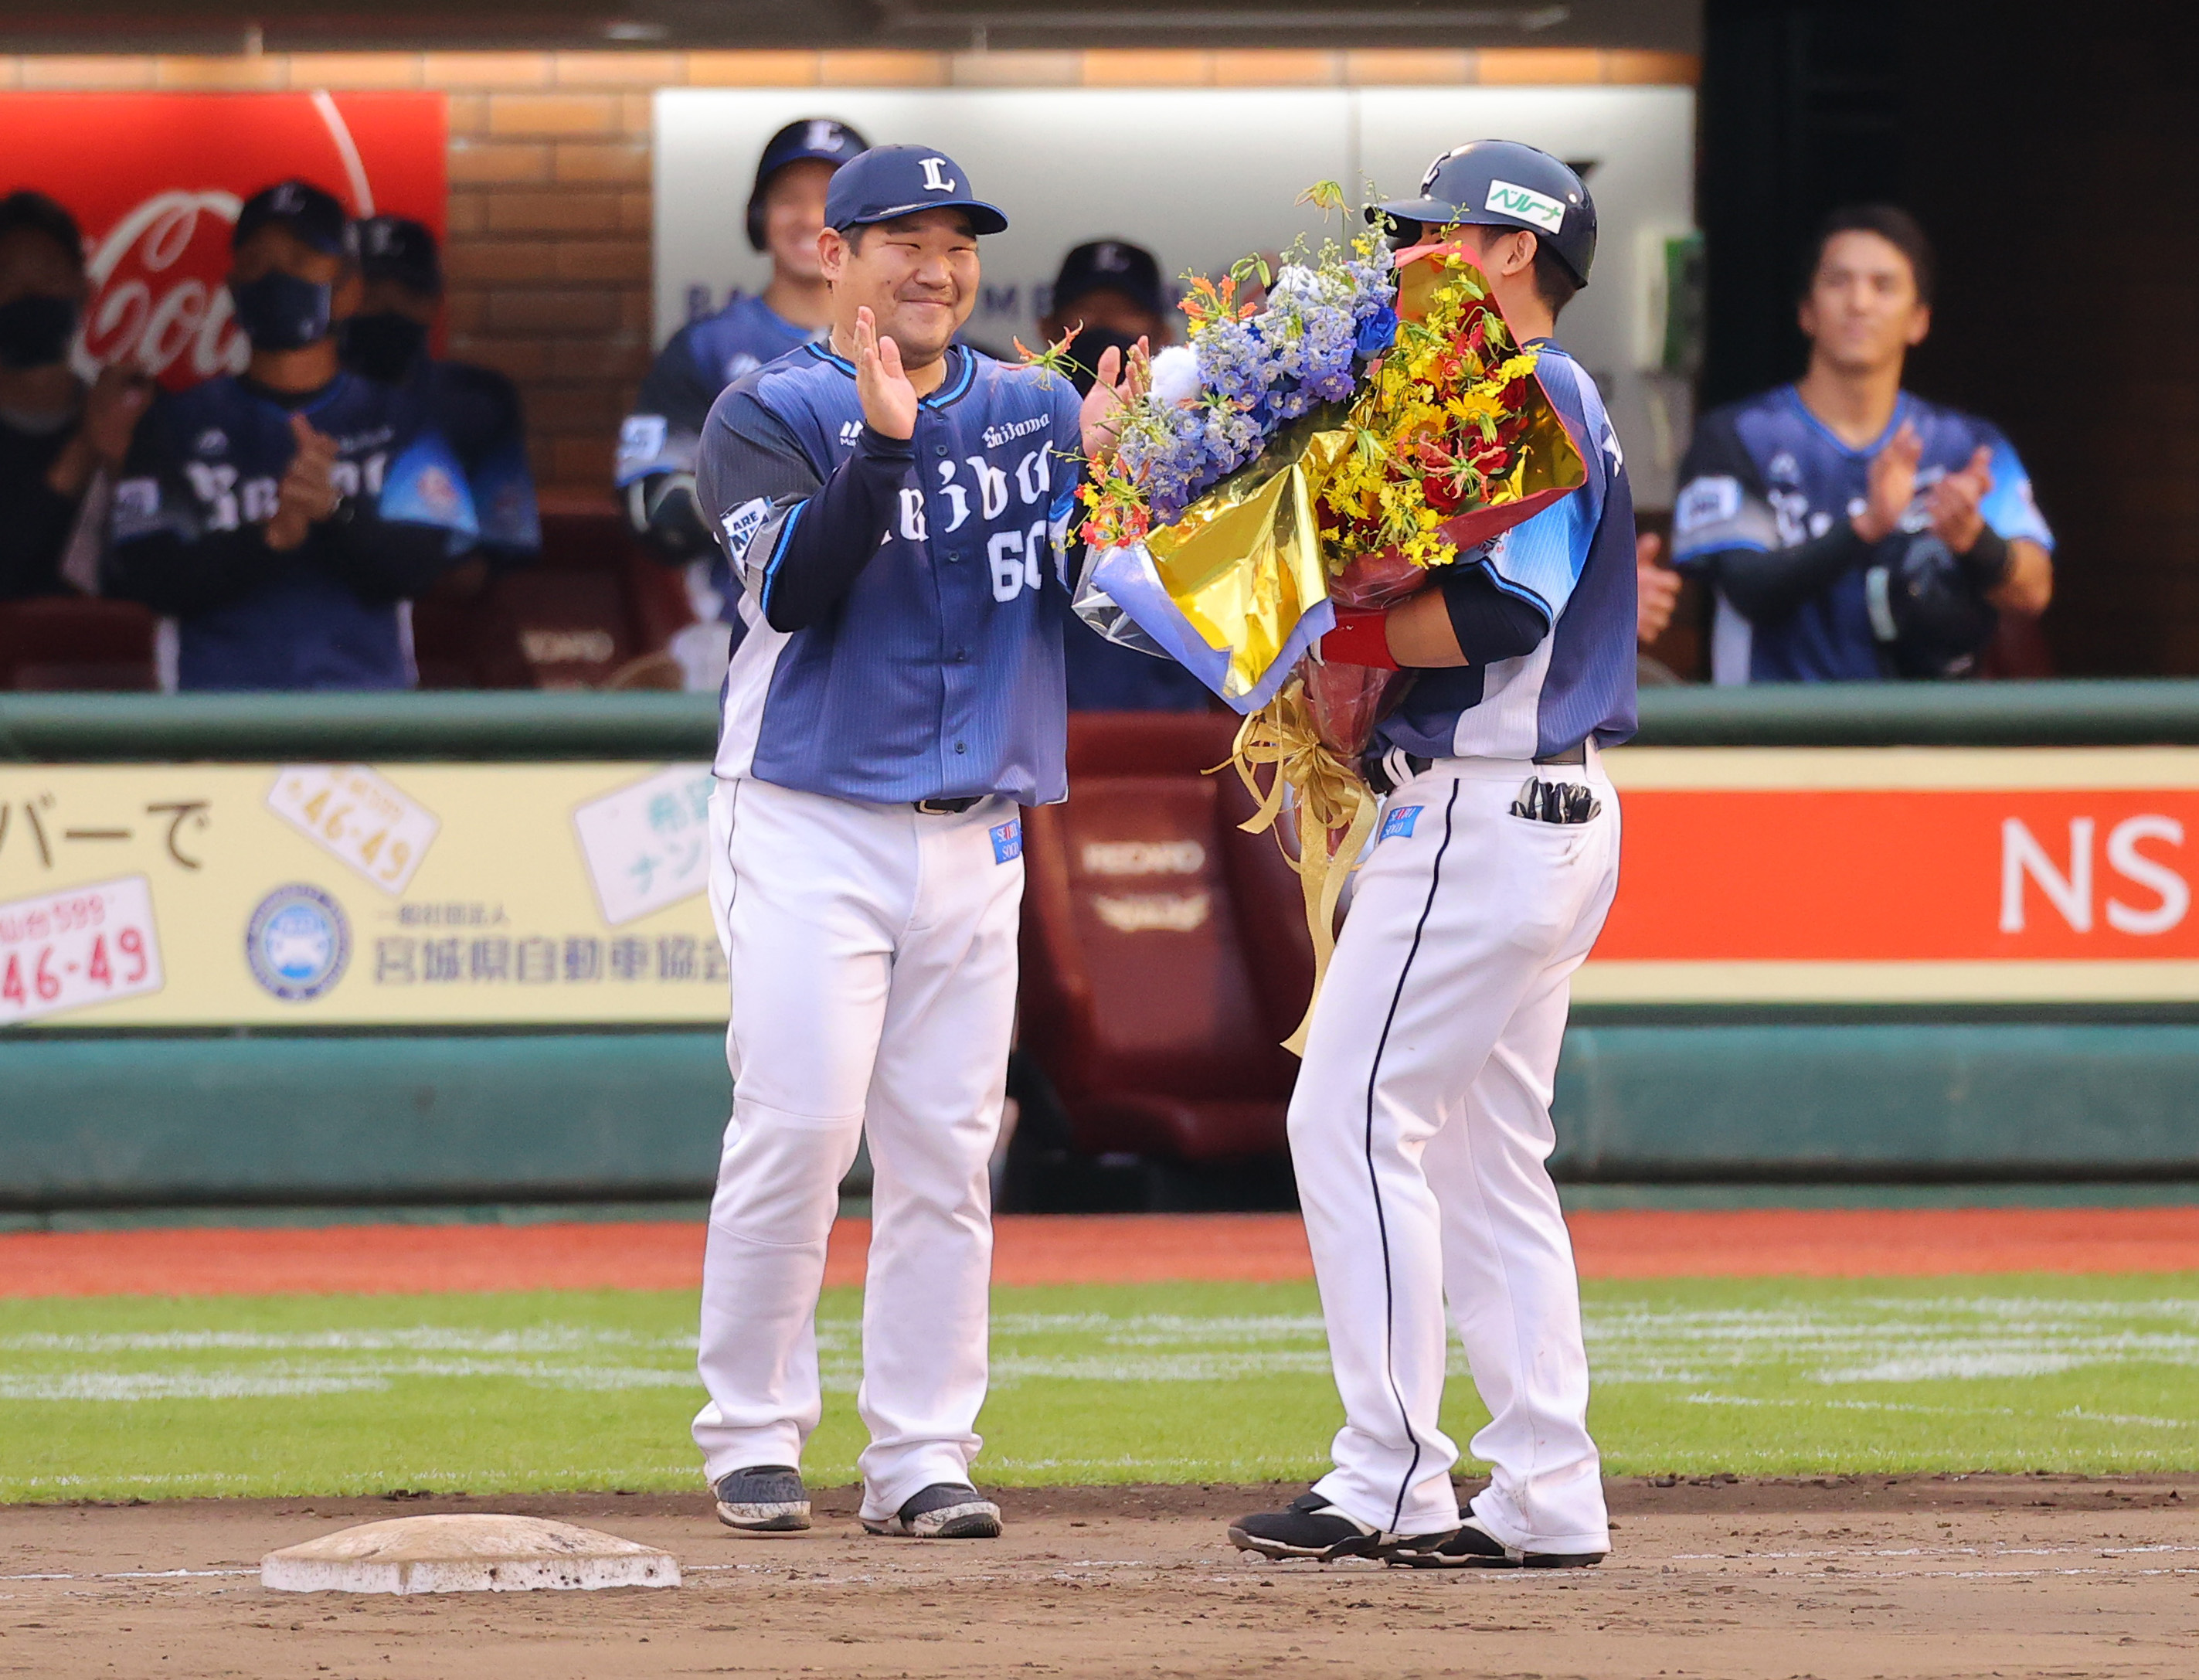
[1484,180,1568,235]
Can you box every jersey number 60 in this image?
[987,520,1051,604]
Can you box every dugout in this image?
[5,684,2199,1223]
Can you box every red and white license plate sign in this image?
[0,91,444,390]
[0,874,165,1025]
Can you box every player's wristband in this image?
[1319,607,1397,669]
[1957,526,2011,590]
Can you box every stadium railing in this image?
[5,680,2199,1218]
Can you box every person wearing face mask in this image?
[0,190,151,600]
[104,179,481,691]
[342,215,539,567]
[617,117,867,685]
[1033,238,1208,712]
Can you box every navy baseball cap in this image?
[355,215,442,295]
[747,116,868,251]
[233,179,355,259]
[1053,239,1164,318]
[824,145,1008,236]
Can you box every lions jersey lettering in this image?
[697,341,1085,806]
[1377,341,1639,762]
[1672,386,2055,684]
[110,371,478,691]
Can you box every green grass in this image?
[5,1274,2199,1501]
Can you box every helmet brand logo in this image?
[918,156,958,193]
[1485,179,1567,235]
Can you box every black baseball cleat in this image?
[861,1481,1003,1539]
[712,1464,811,1533]
[1228,1491,1447,1562]
[1385,1516,1606,1569]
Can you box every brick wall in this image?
[0,48,1697,503]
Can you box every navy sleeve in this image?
[1436,559,1552,666]
[698,388,917,634]
[102,408,286,615]
[1715,523,1874,625]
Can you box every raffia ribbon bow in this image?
[1221,677,1379,1056]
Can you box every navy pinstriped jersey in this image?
[617,296,823,624]
[696,341,1084,807]
[1377,342,1639,762]
[108,372,478,691]
[1672,386,2055,684]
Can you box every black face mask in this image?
[229,270,332,353]
[1066,324,1144,397]
[340,311,430,383]
[0,294,78,370]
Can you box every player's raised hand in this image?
[1079,335,1149,464]
[1926,444,1993,555]
[267,413,341,552]
[1852,420,1922,544]
[851,305,918,442]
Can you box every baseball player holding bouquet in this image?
[1223,141,1637,1569]
[688,144,1140,1541]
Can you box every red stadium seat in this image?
[0,597,156,691]
[1018,712,1314,1165]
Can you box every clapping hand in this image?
[266,411,341,552]
[1636,531,1681,645]
[1925,444,1993,556]
[1852,420,1923,544]
[1079,335,1149,464]
[850,306,917,442]
[81,366,153,468]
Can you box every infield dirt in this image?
[4,1477,2194,1678]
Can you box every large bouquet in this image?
[1072,193,1588,1047]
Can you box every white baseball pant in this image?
[1290,750,1620,1554]
[692,774,1024,1522]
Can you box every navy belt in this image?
[1400,742,1587,776]
[914,796,983,815]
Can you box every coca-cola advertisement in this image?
[0,91,445,390]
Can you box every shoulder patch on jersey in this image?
[1674,475,1742,536]
[1381,804,1424,842]
[618,413,667,466]
[720,496,771,559]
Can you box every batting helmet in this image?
[1371,140,1598,289]
[746,117,870,252]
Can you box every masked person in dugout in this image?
[617,117,868,687]
[0,190,152,601]
[1671,204,2053,682]
[342,215,540,570]
[104,180,484,691]
[1035,238,1210,712]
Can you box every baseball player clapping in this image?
[688,144,1139,1542]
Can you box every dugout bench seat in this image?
[1017,710,1314,1165]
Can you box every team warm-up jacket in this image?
[1377,340,1640,763]
[1671,386,2055,684]
[104,372,481,691]
[696,339,1084,806]
[617,294,824,621]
